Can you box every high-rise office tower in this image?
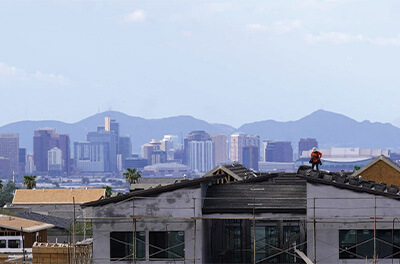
[119,135,132,167]
[161,135,180,161]
[34,128,56,173]
[48,147,63,172]
[161,135,179,151]
[141,140,163,165]
[210,134,227,165]
[33,129,70,175]
[87,130,118,173]
[243,146,259,171]
[264,141,293,162]
[184,131,214,173]
[104,117,120,153]
[19,148,26,175]
[298,138,318,156]
[230,134,260,164]
[74,117,121,173]
[0,134,19,175]
[25,154,35,174]
[58,134,71,174]
[74,141,100,172]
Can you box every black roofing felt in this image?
[296,165,400,200]
[17,211,73,229]
[203,181,307,214]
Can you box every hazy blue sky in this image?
[1,0,400,128]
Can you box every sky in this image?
[1,0,400,128]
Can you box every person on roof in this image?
[310,147,322,171]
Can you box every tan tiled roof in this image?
[12,189,106,204]
[0,214,54,233]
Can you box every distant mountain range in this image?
[0,110,400,154]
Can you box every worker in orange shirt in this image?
[310,147,322,171]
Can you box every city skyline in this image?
[0,1,400,127]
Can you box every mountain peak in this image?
[300,109,355,123]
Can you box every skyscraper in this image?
[230,134,260,164]
[48,147,62,172]
[33,128,56,173]
[0,134,19,175]
[73,117,120,173]
[243,146,259,171]
[184,131,214,173]
[19,148,26,175]
[119,135,132,168]
[264,141,293,162]
[141,139,162,165]
[25,154,35,175]
[86,130,118,173]
[210,134,228,165]
[33,128,70,175]
[161,135,180,152]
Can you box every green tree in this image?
[102,186,112,197]
[0,182,16,207]
[23,175,37,189]
[0,180,3,191]
[123,168,142,184]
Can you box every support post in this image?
[313,198,316,264]
[374,197,377,264]
[253,198,256,264]
[132,197,136,264]
[73,197,76,264]
[193,197,196,264]
[21,227,25,262]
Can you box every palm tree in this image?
[102,186,112,197]
[123,168,142,184]
[23,175,37,189]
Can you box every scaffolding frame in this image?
[68,195,400,264]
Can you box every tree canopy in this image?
[0,182,16,207]
[102,186,112,197]
[23,175,37,189]
[123,168,142,184]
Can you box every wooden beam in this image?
[294,249,314,264]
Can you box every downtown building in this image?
[230,133,260,164]
[119,135,132,169]
[210,134,228,165]
[74,118,119,173]
[141,139,167,166]
[0,134,19,176]
[184,131,214,173]
[33,129,70,175]
[264,140,293,162]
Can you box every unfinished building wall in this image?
[307,183,400,264]
[87,186,205,263]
